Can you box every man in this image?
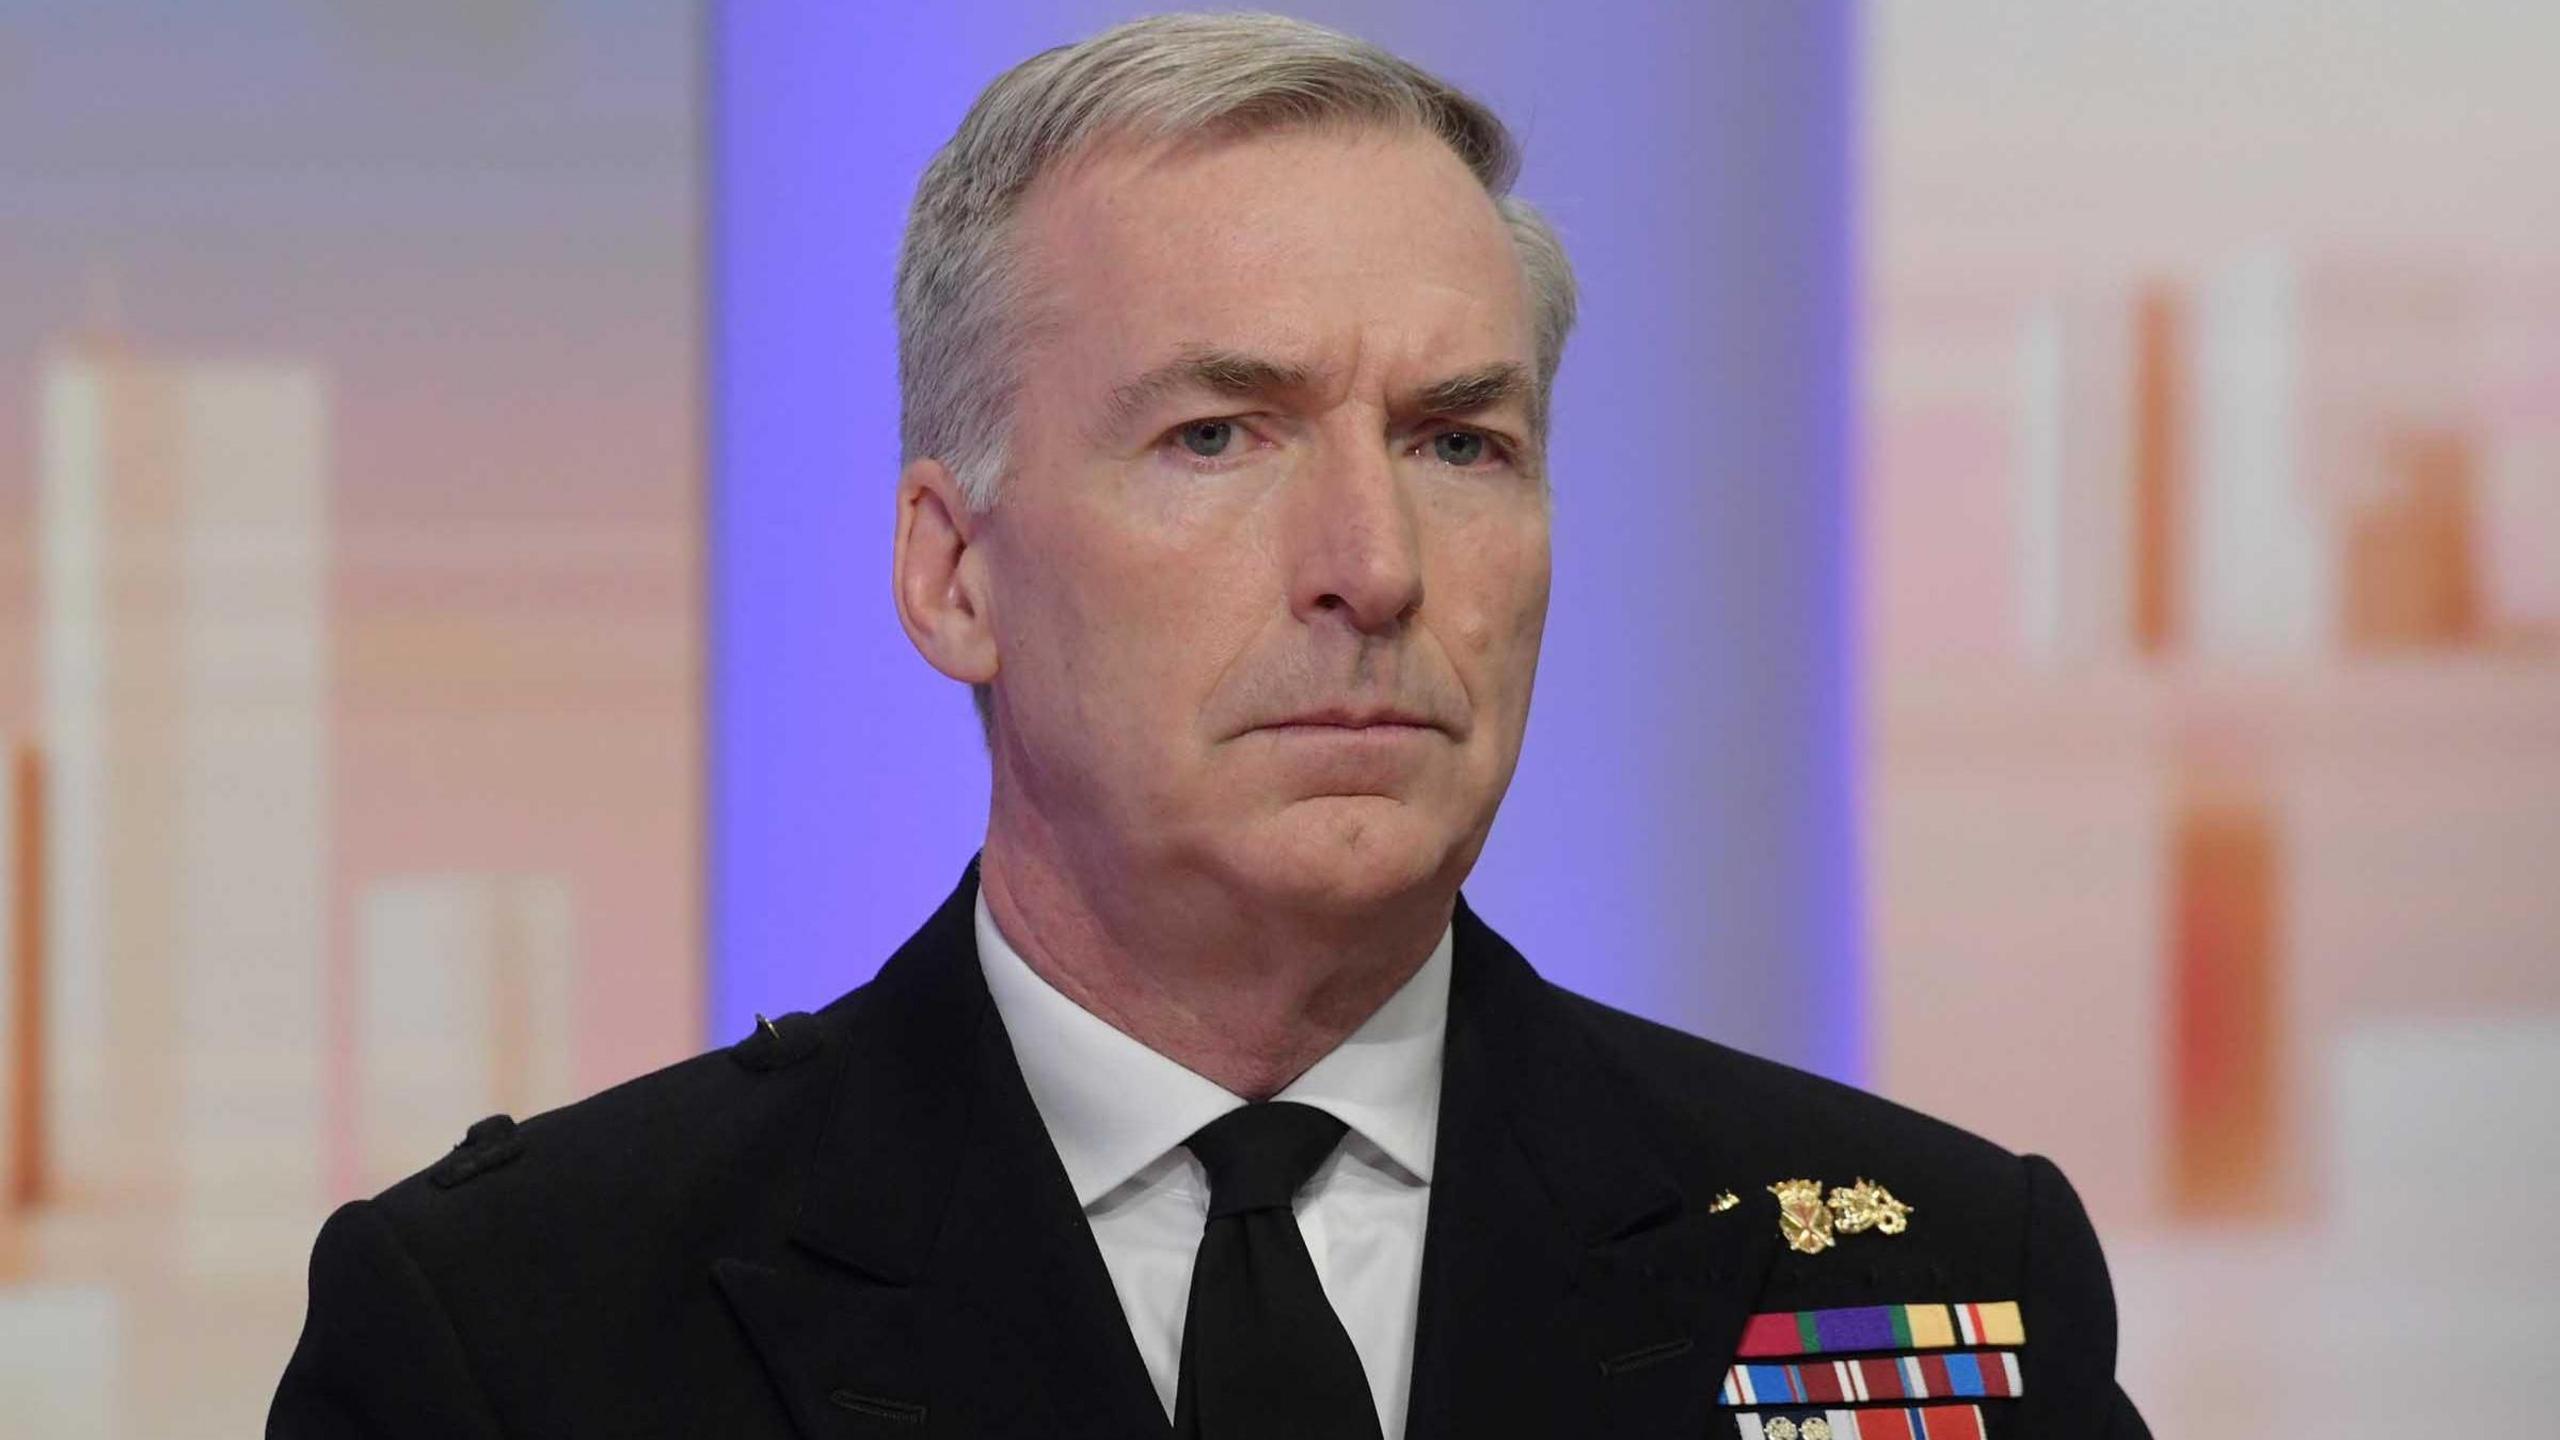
[273,14,2147,1438]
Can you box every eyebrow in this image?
[1095,346,1537,443]
[1404,362,1532,425]
[1098,346,1321,442]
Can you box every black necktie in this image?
[1173,1101,1384,1440]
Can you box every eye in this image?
[1428,429,1499,469]
[1176,419,1238,458]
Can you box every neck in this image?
[977,820,1453,1101]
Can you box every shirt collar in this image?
[975,890,1450,1208]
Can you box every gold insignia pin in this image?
[1800,1420,1834,1440]
[1769,1175,1915,1253]
[1765,1420,1799,1440]
[1708,1190,1740,1214]
[1769,1178,1836,1254]
[1827,1177,1914,1236]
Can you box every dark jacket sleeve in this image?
[268,1199,507,1440]
[2015,1154,2150,1439]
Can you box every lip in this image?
[1251,707,1444,734]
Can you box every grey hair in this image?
[894,11,1580,512]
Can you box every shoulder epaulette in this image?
[729,1010,824,1072]
[428,1113,524,1189]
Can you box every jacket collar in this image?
[715,865,1778,1438]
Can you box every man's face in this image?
[979,124,1551,912]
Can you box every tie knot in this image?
[1184,1101,1348,1219]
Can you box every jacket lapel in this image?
[712,869,1168,1438]
[1405,901,1780,1439]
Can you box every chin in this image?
[1223,796,1462,915]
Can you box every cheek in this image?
[1436,507,1551,683]
[1110,508,1272,672]
[1007,486,1270,710]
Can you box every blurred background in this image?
[0,2,2552,1434]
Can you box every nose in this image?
[1284,431,1425,635]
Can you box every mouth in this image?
[1249,706,1446,736]
[1231,704,1458,795]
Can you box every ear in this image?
[892,457,999,687]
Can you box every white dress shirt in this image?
[975,893,1449,1438]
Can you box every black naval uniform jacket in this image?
[271,867,2150,1438]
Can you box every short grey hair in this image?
[895,11,1579,512]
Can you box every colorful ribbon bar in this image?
[1720,1349,2023,1406]
[1735,1300,2025,1358]
[1732,1404,1988,1440]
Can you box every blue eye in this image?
[1177,420,1237,458]
[1431,430,1489,467]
